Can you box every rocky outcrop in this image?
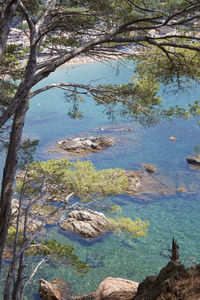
[96,277,138,300]
[186,156,200,166]
[39,277,138,300]
[125,170,176,197]
[56,136,115,155]
[125,170,142,194]
[11,199,59,233]
[133,261,200,300]
[96,127,133,133]
[11,198,19,217]
[11,198,43,233]
[60,210,110,238]
[39,277,72,300]
[142,163,158,174]
[40,262,200,300]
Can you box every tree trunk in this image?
[0,98,28,273]
[11,252,25,300]
[171,238,180,263]
[0,0,20,61]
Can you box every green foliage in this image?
[0,45,24,113]
[6,226,23,247]
[0,44,24,80]
[108,216,149,238]
[21,0,45,16]
[105,204,122,215]
[18,139,39,169]
[193,144,200,158]
[188,101,200,119]
[65,88,85,119]
[27,239,89,276]
[6,227,89,275]
[16,158,128,201]
[135,45,200,87]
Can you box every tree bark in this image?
[0,97,28,272]
[0,0,20,61]
[11,252,25,300]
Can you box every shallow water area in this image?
[2,60,200,298]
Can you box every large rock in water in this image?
[39,277,72,300]
[142,163,158,174]
[96,277,138,300]
[124,170,142,194]
[57,136,115,154]
[60,210,110,238]
[186,156,200,166]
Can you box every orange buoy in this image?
[169,136,177,141]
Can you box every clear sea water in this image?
[2,60,200,298]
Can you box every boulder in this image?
[186,156,200,166]
[39,277,72,300]
[96,277,139,300]
[142,164,158,174]
[56,136,115,154]
[125,170,142,194]
[86,252,104,268]
[60,209,110,238]
[18,215,43,233]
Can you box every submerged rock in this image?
[125,170,176,199]
[60,209,110,238]
[125,169,176,197]
[96,126,133,133]
[86,253,104,268]
[56,136,115,155]
[186,156,200,166]
[125,170,142,194]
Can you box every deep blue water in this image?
[2,60,200,298]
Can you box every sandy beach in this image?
[37,48,142,69]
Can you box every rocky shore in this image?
[39,260,200,300]
[56,136,115,155]
[40,48,142,69]
[39,276,139,300]
[60,209,110,238]
[9,162,182,245]
[186,156,200,166]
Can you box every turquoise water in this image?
[2,60,200,298]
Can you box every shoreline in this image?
[37,48,142,68]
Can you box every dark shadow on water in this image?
[58,227,111,246]
[33,294,42,300]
